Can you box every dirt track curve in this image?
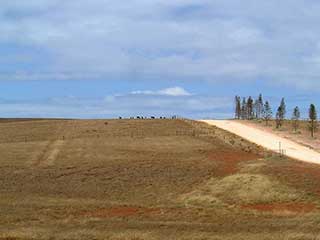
[201,120,320,165]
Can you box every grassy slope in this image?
[0,119,320,239]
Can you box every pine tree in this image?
[241,97,247,120]
[247,96,254,120]
[263,101,272,126]
[309,104,317,138]
[279,98,286,119]
[276,106,282,129]
[276,98,286,128]
[292,106,300,132]
[257,94,264,119]
[254,99,259,119]
[234,96,241,119]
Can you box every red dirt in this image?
[208,150,259,177]
[241,203,316,213]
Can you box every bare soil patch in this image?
[208,150,259,176]
[241,203,316,214]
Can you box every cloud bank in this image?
[0,86,231,119]
[1,0,320,90]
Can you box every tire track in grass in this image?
[31,121,68,167]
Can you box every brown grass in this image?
[1,119,320,239]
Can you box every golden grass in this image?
[181,173,301,207]
[1,119,320,239]
[2,230,320,240]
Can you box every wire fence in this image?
[263,141,287,158]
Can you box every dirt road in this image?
[201,120,320,165]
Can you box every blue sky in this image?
[1,0,320,119]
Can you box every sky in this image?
[1,0,320,119]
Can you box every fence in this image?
[264,141,287,158]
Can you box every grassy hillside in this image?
[1,119,320,239]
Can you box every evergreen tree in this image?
[292,106,300,132]
[309,104,317,138]
[257,94,264,119]
[241,97,247,120]
[254,99,259,119]
[276,98,286,128]
[247,96,254,120]
[276,106,282,129]
[234,96,241,119]
[263,101,272,126]
[279,98,286,118]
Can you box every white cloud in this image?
[131,87,191,96]
[158,87,191,96]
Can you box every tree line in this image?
[234,94,317,137]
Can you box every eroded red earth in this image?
[208,150,259,176]
[241,203,316,213]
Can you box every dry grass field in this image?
[1,119,320,239]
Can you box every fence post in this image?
[279,141,281,156]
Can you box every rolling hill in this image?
[1,119,320,239]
